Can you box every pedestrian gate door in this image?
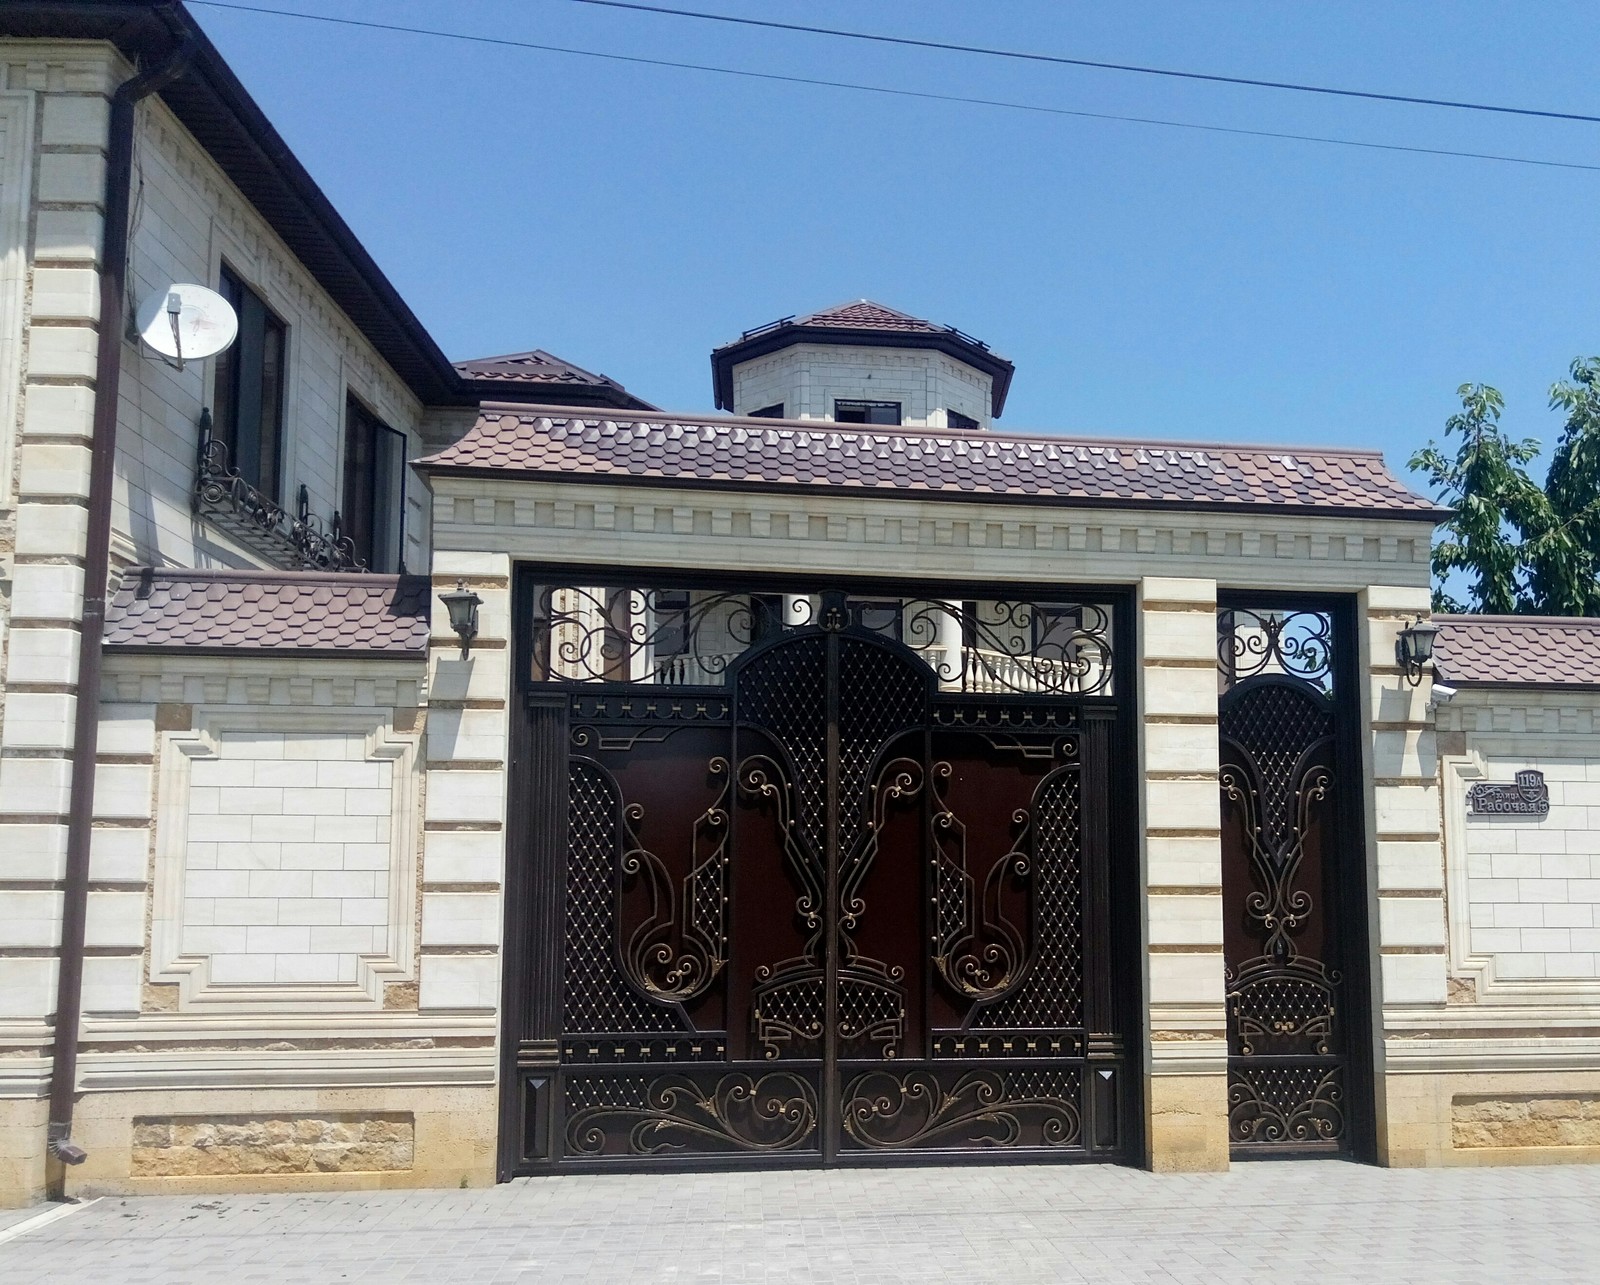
[502,582,1136,1172]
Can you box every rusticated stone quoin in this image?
[1452,1096,1600,1149]
[130,1114,415,1176]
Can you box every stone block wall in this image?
[728,343,993,428]
[116,88,428,572]
[1384,683,1600,1166]
[1138,575,1229,1172]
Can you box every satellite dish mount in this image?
[135,282,238,371]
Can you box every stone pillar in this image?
[1360,584,1448,1165]
[0,47,118,1209]
[416,550,512,1186]
[1138,577,1229,1172]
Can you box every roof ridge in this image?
[124,567,407,587]
[469,400,1400,462]
[1436,613,1600,626]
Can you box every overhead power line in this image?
[568,0,1600,126]
[187,2,1600,173]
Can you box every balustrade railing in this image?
[192,416,366,573]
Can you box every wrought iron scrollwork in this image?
[900,599,1114,695]
[746,753,919,1059]
[1218,608,1333,690]
[192,430,364,572]
[1220,671,1348,1149]
[535,586,803,684]
[930,761,1031,1001]
[565,1071,818,1155]
[841,1069,1081,1150]
[529,584,1116,693]
[1228,1065,1345,1145]
[616,758,731,1003]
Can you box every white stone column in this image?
[1360,584,1448,1165]
[1138,576,1229,1172]
[0,48,118,1210]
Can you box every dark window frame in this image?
[834,399,902,426]
[212,262,288,500]
[748,403,785,419]
[947,408,979,431]
[341,392,408,573]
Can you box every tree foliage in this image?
[1410,363,1600,616]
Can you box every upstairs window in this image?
[342,394,407,572]
[834,399,901,425]
[748,403,785,418]
[213,264,287,498]
[947,409,979,431]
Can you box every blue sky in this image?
[190,1,1600,487]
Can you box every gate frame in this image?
[497,561,1147,1177]
[1216,589,1379,1164]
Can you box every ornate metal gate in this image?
[502,581,1136,1171]
[1217,601,1372,1157]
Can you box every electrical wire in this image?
[567,0,1600,126]
[186,2,1600,173]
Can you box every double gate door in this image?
[505,586,1133,1171]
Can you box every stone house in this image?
[0,0,1598,1208]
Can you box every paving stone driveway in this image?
[3,1160,1599,1283]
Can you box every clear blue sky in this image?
[190,1,1600,487]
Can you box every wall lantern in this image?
[440,580,482,659]
[1396,617,1439,687]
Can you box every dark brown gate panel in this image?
[1217,604,1371,1158]
[505,581,1135,1172]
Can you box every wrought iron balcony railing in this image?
[192,416,365,573]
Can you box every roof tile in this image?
[418,405,1444,518]
[104,568,431,657]
[1434,615,1600,687]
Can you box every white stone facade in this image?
[729,343,994,428]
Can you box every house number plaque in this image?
[1467,769,1550,816]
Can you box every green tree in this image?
[1530,358,1600,615]
[1409,383,1550,614]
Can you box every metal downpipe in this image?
[46,22,195,1182]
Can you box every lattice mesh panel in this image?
[976,767,1083,1029]
[836,639,928,859]
[1220,681,1333,855]
[737,636,828,853]
[564,762,684,1035]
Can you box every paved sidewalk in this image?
[3,1160,1599,1283]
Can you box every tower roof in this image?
[454,350,656,411]
[710,300,1015,417]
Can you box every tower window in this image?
[749,403,784,418]
[947,409,979,431]
[834,399,901,425]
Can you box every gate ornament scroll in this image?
[616,758,732,1003]
[1217,608,1333,690]
[841,1069,1081,1149]
[745,754,921,1060]
[930,760,1031,1001]
[900,599,1114,696]
[1227,1065,1345,1146]
[565,1071,818,1155]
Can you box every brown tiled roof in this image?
[418,404,1446,519]
[793,300,945,333]
[103,568,431,657]
[1434,614,1600,687]
[710,300,1015,416]
[454,349,656,412]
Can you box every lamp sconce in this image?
[1396,617,1439,687]
[440,580,482,659]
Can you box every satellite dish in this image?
[135,283,238,368]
